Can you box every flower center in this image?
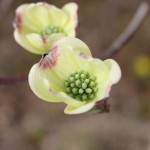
[64,71,98,101]
[41,26,65,36]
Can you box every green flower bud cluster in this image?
[64,71,98,101]
[41,26,65,36]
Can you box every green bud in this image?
[85,88,92,94]
[82,94,87,100]
[85,79,90,84]
[75,79,81,87]
[82,83,87,89]
[79,88,84,94]
[75,74,80,79]
[89,94,95,99]
[70,83,75,87]
[66,87,71,93]
[72,88,78,94]
[89,81,95,87]
[81,73,86,79]
[64,81,70,87]
[69,77,75,82]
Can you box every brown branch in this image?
[0,76,28,84]
[100,1,150,59]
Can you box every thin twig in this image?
[0,76,28,84]
[100,1,150,59]
[0,0,14,22]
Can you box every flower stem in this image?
[0,76,27,84]
[100,1,150,59]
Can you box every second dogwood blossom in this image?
[14,2,78,54]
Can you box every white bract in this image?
[29,37,121,114]
[14,2,78,54]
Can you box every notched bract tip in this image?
[39,46,59,69]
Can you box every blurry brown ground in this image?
[0,0,150,150]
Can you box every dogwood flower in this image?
[28,37,121,114]
[14,2,78,54]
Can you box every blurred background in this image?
[0,0,150,150]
